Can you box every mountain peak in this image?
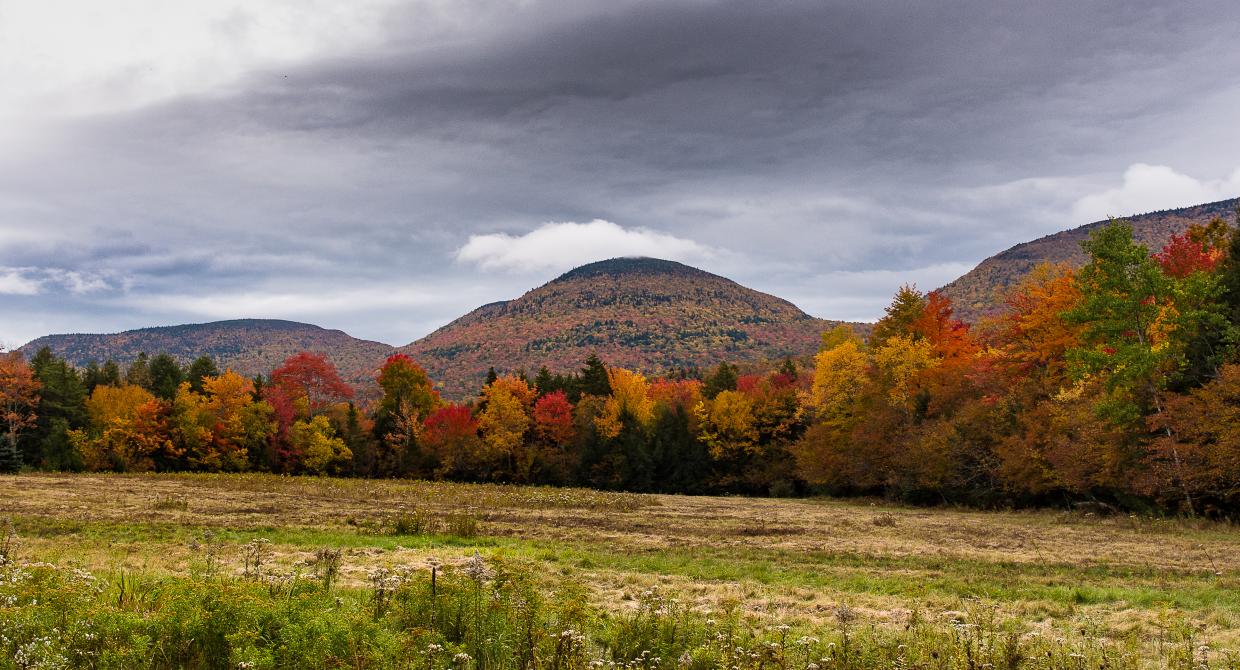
[403,259,861,398]
[551,257,715,283]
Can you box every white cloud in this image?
[0,268,41,295]
[0,267,121,296]
[1072,164,1240,223]
[455,219,719,273]
[43,270,113,295]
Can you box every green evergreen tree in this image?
[82,361,103,394]
[1217,206,1240,324]
[148,353,184,400]
[24,348,87,470]
[533,366,555,396]
[578,355,611,397]
[778,357,798,381]
[703,362,738,399]
[125,353,152,389]
[343,402,373,477]
[650,405,709,493]
[187,356,220,393]
[100,360,122,388]
[0,436,20,473]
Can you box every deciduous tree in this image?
[271,352,353,413]
[0,351,41,472]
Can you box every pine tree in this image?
[342,402,372,477]
[650,405,709,493]
[25,348,86,469]
[703,362,738,399]
[778,357,798,381]
[187,356,220,393]
[82,361,103,394]
[533,366,555,396]
[0,434,20,472]
[100,360,122,388]
[1217,206,1240,324]
[148,354,184,400]
[125,352,152,389]
[578,355,611,397]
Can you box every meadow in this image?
[1,472,1239,669]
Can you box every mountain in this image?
[940,197,1240,322]
[401,257,859,398]
[19,319,395,388]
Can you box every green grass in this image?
[5,472,1240,668]
[12,513,1239,615]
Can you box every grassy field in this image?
[2,473,1239,668]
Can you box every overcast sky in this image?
[3,0,1240,348]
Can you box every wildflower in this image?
[464,551,493,582]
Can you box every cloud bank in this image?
[1073,164,1240,222]
[456,220,717,273]
[3,1,1240,345]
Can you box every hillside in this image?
[19,319,394,388]
[401,257,859,397]
[940,197,1240,322]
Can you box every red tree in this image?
[422,404,478,449]
[532,391,575,447]
[1153,232,1222,278]
[270,352,353,412]
[0,351,41,470]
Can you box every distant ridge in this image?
[401,257,863,397]
[940,197,1240,322]
[19,319,394,388]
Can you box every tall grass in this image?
[0,524,1235,670]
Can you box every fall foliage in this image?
[12,212,1240,514]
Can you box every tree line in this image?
[4,211,1240,514]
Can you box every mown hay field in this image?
[2,472,1239,668]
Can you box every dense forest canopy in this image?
[4,210,1240,515]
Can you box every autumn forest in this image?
[5,214,1240,516]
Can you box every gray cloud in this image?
[3,0,1240,347]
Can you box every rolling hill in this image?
[401,257,860,397]
[939,197,1240,322]
[19,319,395,388]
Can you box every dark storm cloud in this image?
[3,0,1240,347]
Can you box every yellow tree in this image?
[172,371,274,471]
[596,367,654,439]
[871,334,936,414]
[477,375,536,465]
[794,332,870,487]
[170,382,213,466]
[291,415,352,475]
[72,384,178,471]
[694,390,758,459]
[809,334,868,419]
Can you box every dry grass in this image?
[3,472,1240,655]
